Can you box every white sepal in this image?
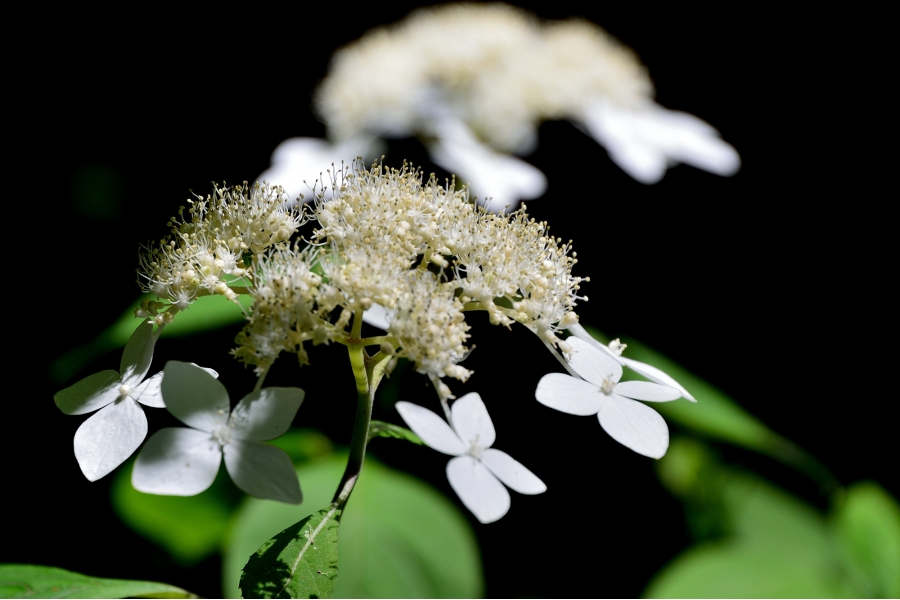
[566,338,622,387]
[132,372,164,408]
[161,361,230,432]
[228,387,305,442]
[535,373,605,416]
[132,427,221,496]
[74,398,148,481]
[54,370,120,415]
[620,357,696,402]
[614,380,682,402]
[451,393,496,450]
[446,455,511,524]
[480,449,546,495]
[119,321,156,386]
[224,440,302,504]
[396,401,466,456]
[362,304,396,330]
[598,396,669,459]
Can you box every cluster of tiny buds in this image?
[133,299,175,326]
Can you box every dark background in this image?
[8,2,888,598]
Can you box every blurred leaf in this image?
[646,463,852,598]
[367,421,423,445]
[581,326,837,491]
[224,455,483,598]
[832,482,900,597]
[268,429,335,464]
[110,459,239,566]
[51,294,251,384]
[240,506,341,599]
[0,564,195,599]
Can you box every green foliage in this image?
[240,507,342,599]
[647,437,900,598]
[224,455,483,598]
[50,294,251,383]
[0,564,194,599]
[833,482,900,597]
[111,460,240,566]
[367,420,423,445]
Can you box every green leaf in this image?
[645,467,853,598]
[832,481,900,597]
[110,459,239,566]
[367,421,423,445]
[0,564,194,599]
[267,429,335,464]
[240,506,342,599]
[224,455,483,598]
[50,294,251,384]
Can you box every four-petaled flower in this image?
[397,393,546,524]
[53,321,216,481]
[536,337,683,458]
[132,361,304,503]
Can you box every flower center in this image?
[600,375,616,395]
[118,384,132,398]
[608,338,627,356]
[211,425,233,447]
[466,435,483,460]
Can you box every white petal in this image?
[74,398,148,481]
[363,304,396,330]
[581,101,667,184]
[161,361,230,432]
[535,373,604,416]
[447,455,510,524]
[119,321,156,385]
[614,380,682,402]
[427,117,546,211]
[640,105,741,177]
[132,372,164,408]
[224,440,301,504]
[451,393,496,449]
[481,448,546,495]
[229,387,305,442]
[132,364,218,409]
[395,401,465,456]
[54,370,121,415]
[620,357,696,402]
[598,395,669,459]
[566,337,623,386]
[259,137,371,202]
[132,427,221,496]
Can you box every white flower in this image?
[535,337,683,458]
[54,321,180,481]
[132,361,304,504]
[425,116,547,210]
[566,323,695,401]
[396,393,546,524]
[256,136,375,204]
[579,99,740,185]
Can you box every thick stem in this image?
[332,385,374,508]
[332,335,374,509]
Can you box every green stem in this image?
[332,362,373,508]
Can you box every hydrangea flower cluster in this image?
[234,161,586,397]
[261,2,740,208]
[54,159,693,527]
[137,181,304,320]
